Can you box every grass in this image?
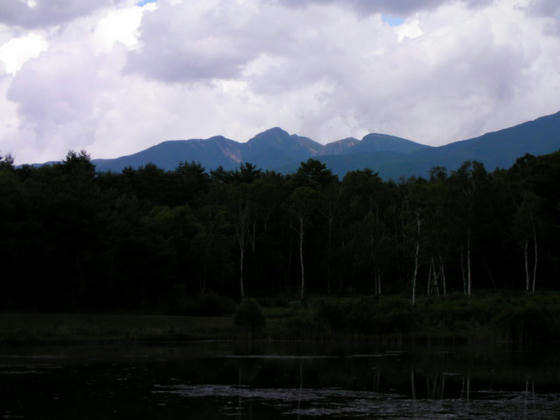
[0,313,235,343]
[2,292,560,345]
[261,292,560,345]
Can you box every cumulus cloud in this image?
[126,0,499,84]
[7,47,125,161]
[271,0,495,16]
[1,0,560,164]
[525,0,560,34]
[528,0,560,14]
[125,0,313,83]
[0,33,48,73]
[0,0,133,28]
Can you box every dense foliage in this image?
[1,150,559,312]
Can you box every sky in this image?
[0,0,559,164]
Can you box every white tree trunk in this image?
[524,239,529,293]
[460,249,466,296]
[411,367,416,400]
[412,215,420,306]
[467,231,472,297]
[373,269,382,297]
[440,257,447,297]
[370,235,377,296]
[236,203,249,299]
[327,217,333,295]
[430,257,440,297]
[251,220,256,255]
[427,258,433,296]
[299,216,305,301]
[433,258,440,297]
[532,225,538,294]
[239,246,245,299]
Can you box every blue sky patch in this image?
[382,15,405,26]
[137,0,156,6]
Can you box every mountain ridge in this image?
[71,111,560,178]
[92,128,427,174]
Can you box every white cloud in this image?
[396,19,425,41]
[0,32,48,74]
[268,0,495,17]
[0,0,560,164]
[0,0,135,28]
[93,2,157,53]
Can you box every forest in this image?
[0,150,559,313]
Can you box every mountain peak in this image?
[329,137,359,144]
[354,133,429,154]
[207,135,228,141]
[266,126,289,134]
[89,111,560,178]
[243,127,322,168]
[322,137,360,155]
[361,133,407,142]
[248,127,290,143]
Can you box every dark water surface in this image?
[1,340,560,419]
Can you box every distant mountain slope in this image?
[87,111,560,178]
[243,127,322,169]
[91,128,424,173]
[301,111,560,178]
[347,133,431,154]
[380,111,560,178]
[94,136,242,172]
[419,111,560,167]
[279,151,408,176]
[321,137,359,155]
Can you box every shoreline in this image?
[1,293,559,346]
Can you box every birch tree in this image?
[449,161,487,297]
[319,182,342,295]
[411,210,421,306]
[514,191,540,293]
[341,169,387,295]
[289,186,320,301]
[401,178,427,306]
[232,186,251,299]
[425,167,449,297]
[229,163,261,299]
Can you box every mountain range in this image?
[92,111,560,179]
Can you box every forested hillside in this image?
[1,151,559,312]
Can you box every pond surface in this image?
[1,340,560,419]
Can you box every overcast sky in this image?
[0,0,559,163]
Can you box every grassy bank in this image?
[264,293,560,346]
[0,313,235,343]
[1,293,560,345]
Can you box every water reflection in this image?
[1,342,560,419]
[152,353,560,419]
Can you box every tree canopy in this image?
[1,153,559,312]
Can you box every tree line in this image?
[0,150,559,312]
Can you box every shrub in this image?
[312,297,417,335]
[493,305,559,345]
[176,294,236,316]
[314,300,349,332]
[234,299,266,335]
[373,297,417,334]
[282,314,320,339]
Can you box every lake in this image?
[1,340,559,419]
